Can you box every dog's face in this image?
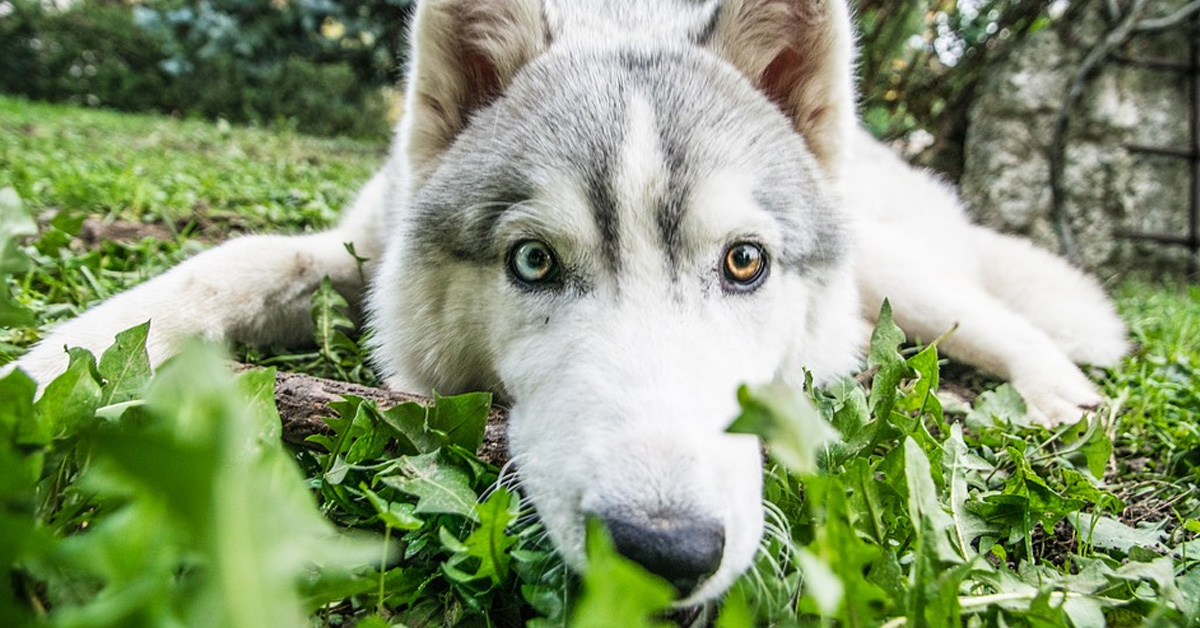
[369,0,859,603]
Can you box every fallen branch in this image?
[266,369,511,466]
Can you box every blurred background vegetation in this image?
[0,0,1054,167]
[0,0,414,138]
[854,0,1055,178]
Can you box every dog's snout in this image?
[601,513,725,597]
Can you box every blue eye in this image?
[509,240,561,286]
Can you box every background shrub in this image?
[0,0,405,138]
[0,0,1049,157]
[0,0,171,111]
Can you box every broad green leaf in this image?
[942,424,994,558]
[965,385,1029,429]
[800,475,889,625]
[904,438,961,564]
[899,344,942,423]
[382,451,479,521]
[0,294,34,328]
[344,401,391,464]
[1,368,39,450]
[325,454,351,485]
[523,584,566,621]
[430,391,492,454]
[843,457,893,546]
[47,498,182,625]
[729,383,839,475]
[379,401,445,455]
[0,364,47,627]
[1005,446,1085,531]
[1068,513,1167,554]
[352,616,393,628]
[1116,556,1180,607]
[1059,468,1122,515]
[237,367,281,444]
[715,584,755,628]
[827,375,871,437]
[570,519,675,628]
[312,276,353,353]
[97,322,152,406]
[1178,566,1200,621]
[73,342,380,628]
[442,488,519,585]
[1062,595,1107,628]
[311,276,359,378]
[866,300,914,422]
[34,347,102,440]
[1057,416,1112,479]
[797,547,843,615]
[361,485,423,531]
[318,396,394,468]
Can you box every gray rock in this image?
[959,0,1197,277]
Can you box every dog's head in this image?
[369,0,860,603]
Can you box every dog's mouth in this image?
[495,307,777,604]
[508,419,766,605]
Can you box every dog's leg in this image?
[11,172,388,387]
[971,227,1128,367]
[859,261,1107,425]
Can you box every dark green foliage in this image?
[161,53,392,138]
[853,0,1050,174]
[728,308,1199,627]
[130,0,411,90]
[0,0,396,138]
[0,340,382,628]
[0,0,1060,149]
[0,1,171,112]
[4,102,1199,627]
[0,95,384,367]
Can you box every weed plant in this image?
[1,97,1198,627]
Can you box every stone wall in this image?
[959,1,1196,277]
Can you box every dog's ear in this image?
[401,0,546,184]
[707,0,855,178]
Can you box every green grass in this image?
[0,95,384,362]
[0,96,383,227]
[1,96,1199,628]
[1104,282,1200,530]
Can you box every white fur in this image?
[9,0,1126,606]
[847,128,1127,424]
[10,173,387,383]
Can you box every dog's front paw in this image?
[1012,371,1105,427]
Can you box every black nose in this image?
[602,514,725,597]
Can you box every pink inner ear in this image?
[459,47,502,120]
[760,46,803,118]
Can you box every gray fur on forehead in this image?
[411,44,845,274]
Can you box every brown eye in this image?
[722,242,767,291]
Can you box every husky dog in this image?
[11,0,1126,603]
